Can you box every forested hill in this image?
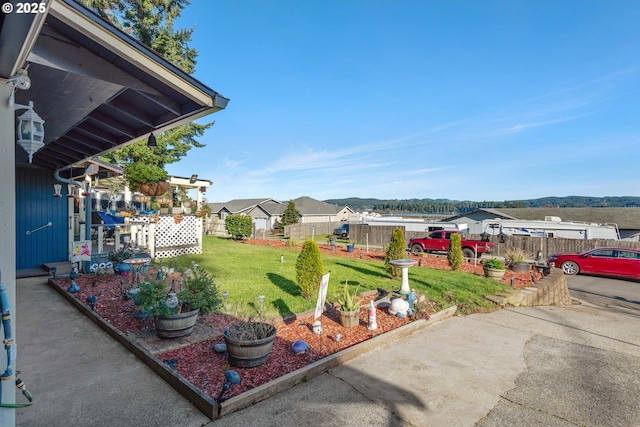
[323,196,640,214]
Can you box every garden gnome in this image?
[367,300,377,330]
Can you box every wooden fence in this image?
[285,222,344,241]
[285,222,640,258]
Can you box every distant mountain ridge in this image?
[323,196,640,215]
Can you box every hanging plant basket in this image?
[173,214,184,223]
[137,181,170,196]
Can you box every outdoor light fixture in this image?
[147,133,157,147]
[53,184,62,198]
[15,101,45,163]
[189,174,198,184]
[216,370,241,402]
[165,291,179,309]
[222,291,229,311]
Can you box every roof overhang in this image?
[2,0,228,172]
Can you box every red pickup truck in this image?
[408,231,493,258]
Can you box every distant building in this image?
[208,196,352,232]
[446,207,640,241]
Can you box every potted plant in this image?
[108,247,134,275]
[222,299,277,368]
[335,282,362,328]
[156,195,172,214]
[136,265,222,339]
[483,257,506,281]
[194,202,211,218]
[122,162,170,196]
[504,247,532,272]
[223,319,277,368]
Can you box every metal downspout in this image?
[54,169,87,263]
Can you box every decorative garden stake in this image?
[367,300,377,330]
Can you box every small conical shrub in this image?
[295,240,324,299]
[384,228,406,278]
[448,233,463,271]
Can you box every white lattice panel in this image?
[154,214,202,259]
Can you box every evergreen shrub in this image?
[295,240,324,299]
[448,233,463,271]
[384,228,406,278]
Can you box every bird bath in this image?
[389,258,418,294]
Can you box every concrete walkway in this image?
[15,277,640,426]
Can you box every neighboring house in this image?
[445,208,640,241]
[290,196,352,224]
[209,196,352,232]
[248,201,286,231]
[208,198,280,221]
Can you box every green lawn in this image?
[174,236,510,317]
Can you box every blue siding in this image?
[16,168,69,269]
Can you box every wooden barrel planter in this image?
[155,308,200,339]
[223,322,277,368]
[339,310,360,328]
[483,267,506,281]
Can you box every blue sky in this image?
[168,1,640,203]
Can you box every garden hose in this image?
[0,273,34,409]
[0,374,34,408]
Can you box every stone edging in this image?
[486,267,571,307]
[46,278,457,420]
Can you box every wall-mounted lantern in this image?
[15,101,45,163]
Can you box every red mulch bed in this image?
[54,239,540,401]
